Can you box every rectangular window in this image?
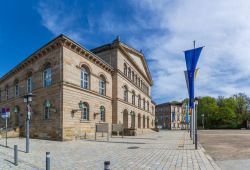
[44,68,52,87]
[27,76,32,93]
[99,80,105,95]
[44,107,50,120]
[5,87,9,100]
[15,82,19,97]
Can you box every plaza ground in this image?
[199,130,250,170]
[0,130,219,170]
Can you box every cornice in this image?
[60,35,114,73]
[0,34,114,84]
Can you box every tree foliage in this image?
[196,93,250,129]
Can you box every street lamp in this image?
[23,93,35,153]
[194,97,199,150]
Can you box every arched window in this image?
[99,75,106,95]
[124,85,128,102]
[81,66,90,89]
[44,100,51,120]
[43,64,52,87]
[100,106,105,122]
[132,91,135,105]
[132,71,134,82]
[14,80,19,97]
[5,85,9,100]
[138,95,141,108]
[27,73,32,93]
[143,98,145,110]
[147,101,149,111]
[124,63,127,76]
[128,67,131,79]
[81,102,89,120]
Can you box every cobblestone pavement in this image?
[0,131,220,170]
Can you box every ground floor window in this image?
[44,100,51,120]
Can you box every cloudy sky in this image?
[1,0,250,104]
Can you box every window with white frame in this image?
[81,67,90,89]
[124,86,128,102]
[128,67,131,79]
[27,75,32,93]
[138,95,141,108]
[124,63,127,76]
[44,100,51,120]
[5,86,9,100]
[15,80,19,97]
[43,64,52,87]
[99,75,106,95]
[132,91,135,105]
[81,102,89,120]
[100,106,105,122]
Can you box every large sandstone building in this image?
[0,35,155,140]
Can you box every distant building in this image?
[156,102,188,130]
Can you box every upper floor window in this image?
[99,75,106,96]
[44,100,51,120]
[152,106,154,114]
[27,74,32,94]
[5,86,9,100]
[132,71,134,82]
[138,78,141,87]
[124,85,128,102]
[81,66,90,89]
[135,75,137,85]
[43,64,52,87]
[132,91,135,105]
[81,102,89,120]
[138,95,141,108]
[124,63,127,76]
[128,67,131,79]
[143,98,145,110]
[15,80,19,97]
[147,101,149,111]
[100,106,105,122]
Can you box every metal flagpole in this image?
[193,40,196,144]
[5,117,8,147]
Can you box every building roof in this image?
[0,34,114,83]
[91,37,153,86]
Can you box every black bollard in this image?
[46,152,50,170]
[14,145,18,166]
[104,161,110,170]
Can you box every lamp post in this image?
[23,93,35,153]
[194,98,199,150]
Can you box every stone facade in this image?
[0,34,155,141]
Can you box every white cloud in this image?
[36,0,250,103]
[127,0,250,103]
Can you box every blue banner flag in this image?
[184,46,203,109]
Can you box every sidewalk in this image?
[0,130,220,170]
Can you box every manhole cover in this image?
[127,146,140,149]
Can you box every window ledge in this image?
[80,120,91,123]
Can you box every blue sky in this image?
[1,0,250,104]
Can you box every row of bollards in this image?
[12,145,110,170]
[12,145,51,169]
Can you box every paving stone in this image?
[0,131,220,170]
